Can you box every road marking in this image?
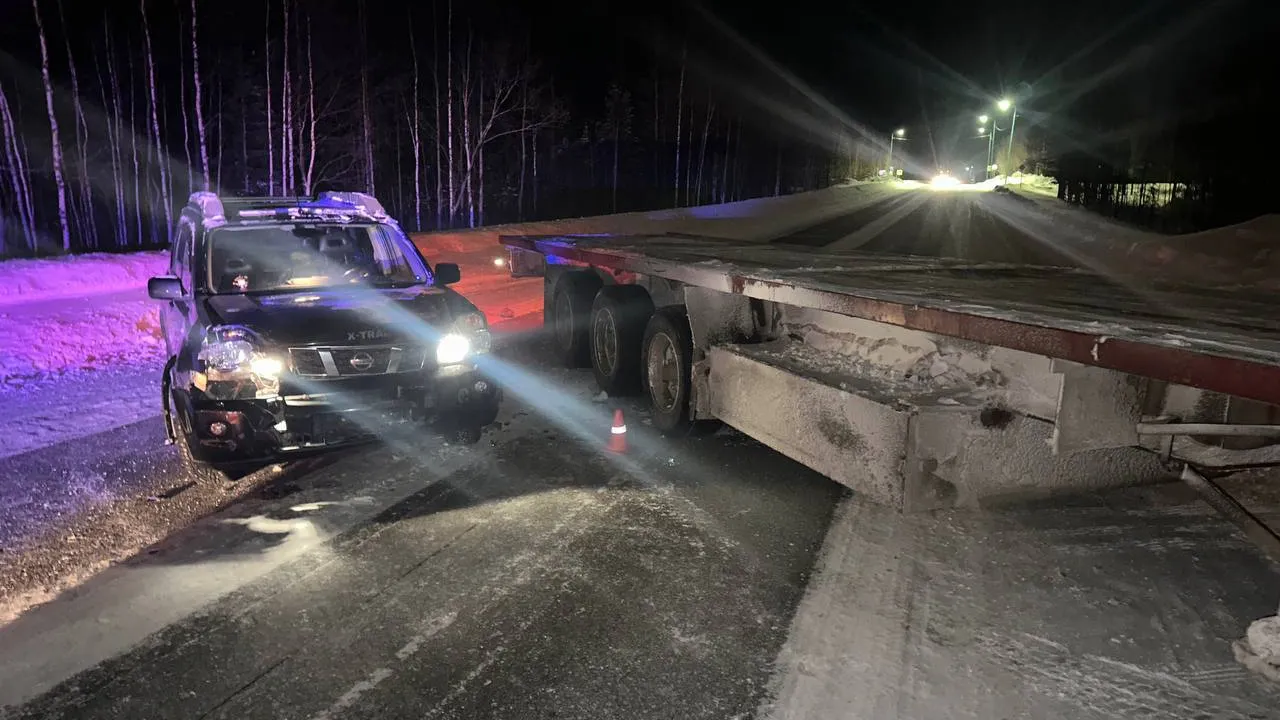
[309,612,456,720]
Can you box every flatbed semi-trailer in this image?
[503,233,1280,510]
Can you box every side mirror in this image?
[148,276,183,300]
[434,263,461,286]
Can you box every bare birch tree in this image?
[177,33,194,194]
[432,0,444,228]
[358,0,375,193]
[265,4,274,194]
[99,18,128,245]
[33,0,71,251]
[601,83,632,213]
[191,0,210,190]
[303,17,317,195]
[126,42,143,245]
[56,0,95,248]
[695,90,714,204]
[408,14,422,230]
[280,0,292,194]
[0,84,37,252]
[673,41,686,207]
[140,0,171,238]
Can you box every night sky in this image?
[513,0,1272,170]
[1,0,1275,255]
[3,0,1270,164]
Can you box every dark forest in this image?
[1,0,1276,257]
[0,0,886,257]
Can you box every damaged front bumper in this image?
[173,365,501,463]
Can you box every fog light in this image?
[209,421,228,437]
[474,380,489,393]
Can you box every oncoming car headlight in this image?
[195,325,282,398]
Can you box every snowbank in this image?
[993,188,1280,289]
[0,292,163,384]
[412,184,897,253]
[0,252,167,307]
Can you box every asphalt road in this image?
[4,188,1280,718]
[772,189,1078,267]
[0,332,844,719]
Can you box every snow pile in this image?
[982,191,1280,290]
[0,293,163,383]
[0,252,167,307]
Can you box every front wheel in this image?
[641,309,721,436]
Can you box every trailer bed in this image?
[502,234,1280,406]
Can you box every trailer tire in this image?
[642,308,720,436]
[551,272,602,367]
[591,286,654,396]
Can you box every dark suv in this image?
[148,191,501,472]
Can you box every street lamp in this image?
[887,128,906,172]
[978,114,989,124]
[998,98,1018,180]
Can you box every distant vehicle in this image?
[148,191,501,476]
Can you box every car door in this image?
[162,217,197,363]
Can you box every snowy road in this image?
[3,329,1279,718]
[3,188,1280,717]
[0,332,845,717]
[772,188,1079,267]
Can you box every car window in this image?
[206,223,429,294]
[171,220,194,293]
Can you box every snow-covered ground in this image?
[762,477,1280,719]
[0,251,167,307]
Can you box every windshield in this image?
[205,223,430,294]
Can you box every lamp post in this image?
[977,116,993,179]
[998,98,1017,181]
[887,128,905,172]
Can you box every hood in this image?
[204,285,457,347]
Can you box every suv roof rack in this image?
[190,191,393,226]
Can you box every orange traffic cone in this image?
[608,409,628,453]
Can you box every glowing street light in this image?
[887,128,907,172]
[978,114,989,124]
[996,98,1018,181]
[977,126,986,135]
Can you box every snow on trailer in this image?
[505,232,1280,513]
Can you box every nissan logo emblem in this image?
[349,351,375,371]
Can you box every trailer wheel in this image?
[551,272,602,367]
[591,286,654,395]
[642,309,720,436]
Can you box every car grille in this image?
[288,346,427,377]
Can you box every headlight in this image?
[436,333,471,364]
[250,356,284,378]
[196,325,281,398]
[198,326,256,372]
